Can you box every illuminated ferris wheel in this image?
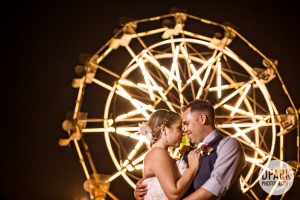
[60,9,299,200]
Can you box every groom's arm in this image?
[182,187,216,200]
[202,137,245,197]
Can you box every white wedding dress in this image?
[143,158,188,200]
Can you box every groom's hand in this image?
[134,179,147,200]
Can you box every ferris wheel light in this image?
[232,120,266,138]
[128,149,137,160]
[142,51,161,67]
[137,83,163,91]
[108,171,123,182]
[233,123,267,158]
[217,59,222,98]
[230,84,252,116]
[126,164,135,171]
[134,164,143,170]
[223,104,264,120]
[161,66,182,83]
[214,80,254,108]
[172,45,180,63]
[118,79,135,86]
[245,157,264,164]
[129,134,145,141]
[116,114,127,121]
[93,78,113,91]
[187,56,213,84]
[138,57,155,100]
[132,155,147,166]
[130,99,150,118]
[188,63,203,86]
[196,65,212,99]
[107,119,114,126]
[123,160,129,167]
[142,52,182,83]
[209,82,245,91]
[116,85,132,100]
[179,45,188,59]
[168,46,180,85]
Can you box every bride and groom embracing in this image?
[134,99,246,200]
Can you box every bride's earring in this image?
[164,132,168,144]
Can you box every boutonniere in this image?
[198,143,214,157]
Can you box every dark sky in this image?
[2,0,300,199]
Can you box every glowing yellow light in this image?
[134,164,144,170]
[217,59,222,98]
[138,57,155,101]
[230,84,251,116]
[245,157,264,164]
[224,104,264,120]
[168,45,180,85]
[196,65,212,99]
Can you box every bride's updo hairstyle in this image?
[148,109,181,146]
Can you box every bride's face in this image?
[165,119,183,147]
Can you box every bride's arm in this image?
[149,148,200,200]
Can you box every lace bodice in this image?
[143,159,188,200]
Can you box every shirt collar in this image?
[196,129,218,148]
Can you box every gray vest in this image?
[183,134,244,199]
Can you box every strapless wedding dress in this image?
[143,159,187,200]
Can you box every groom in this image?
[134,99,245,199]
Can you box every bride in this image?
[136,109,200,200]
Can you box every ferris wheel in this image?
[60,9,299,200]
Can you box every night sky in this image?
[2,0,300,199]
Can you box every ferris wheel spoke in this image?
[214,79,256,109]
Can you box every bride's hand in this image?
[187,149,201,171]
[134,178,148,200]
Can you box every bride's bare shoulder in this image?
[145,148,170,160]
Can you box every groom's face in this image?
[182,108,205,145]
